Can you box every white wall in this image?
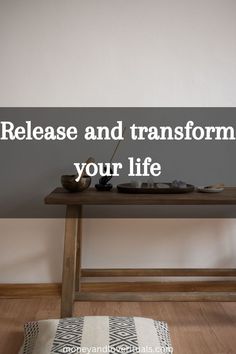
[0,0,236,283]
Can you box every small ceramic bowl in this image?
[61,175,91,192]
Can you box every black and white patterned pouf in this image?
[19,316,173,354]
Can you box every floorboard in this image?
[0,298,236,354]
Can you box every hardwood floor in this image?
[0,298,236,354]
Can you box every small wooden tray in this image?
[117,183,195,194]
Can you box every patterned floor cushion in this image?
[18,316,173,354]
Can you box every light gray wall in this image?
[0,0,236,282]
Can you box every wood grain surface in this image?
[45,187,236,205]
[0,298,236,354]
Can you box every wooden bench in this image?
[45,187,236,318]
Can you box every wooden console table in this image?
[45,187,236,318]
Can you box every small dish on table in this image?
[197,183,225,193]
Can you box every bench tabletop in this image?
[45,187,236,205]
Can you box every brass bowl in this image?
[61,175,91,192]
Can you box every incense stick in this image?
[109,126,126,163]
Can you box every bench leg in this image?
[61,205,81,318]
[75,207,82,293]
